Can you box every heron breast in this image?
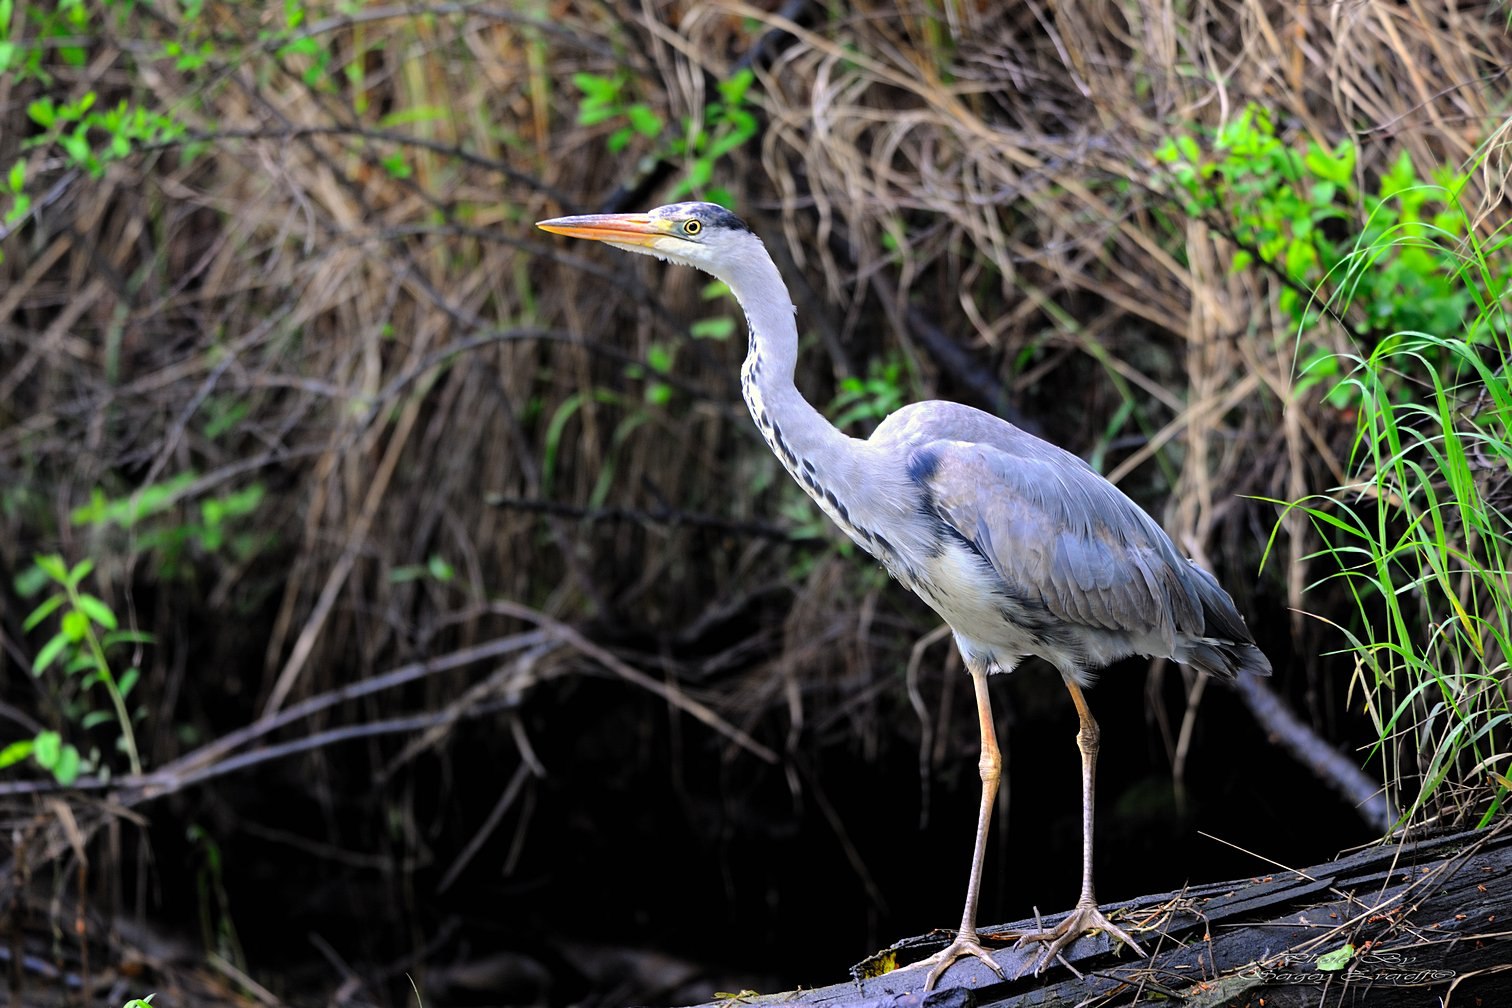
[899,539,1040,650]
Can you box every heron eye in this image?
[683,219,702,236]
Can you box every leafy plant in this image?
[189,823,246,969]
[667,70,760,206]
[830,354,911,431]
[1170,106,1512,828]
[0,0,91,81]
[573,71,665,152]
[0,729,82,786]
[690,279,740,341]
[389,554,458,584]
[1,0,199,252]
[15,555,153,780]
[1156,105,1509,404]
[1262,303,1510,828]
[1284,328,1509,826]
[571,69,760,206]
[71,477,270,578]
[4,88,188,253]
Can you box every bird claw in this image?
[916,933,1006,990]
[1012,903,1148,977]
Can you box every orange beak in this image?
[536,212,672,247]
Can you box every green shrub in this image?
[1162,106,1512,826]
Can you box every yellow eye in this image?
[683,219,702,236]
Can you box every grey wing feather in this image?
[922,437,1204,650]
[871,401,1268,678]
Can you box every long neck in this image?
[726,251,861,505]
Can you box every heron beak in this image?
[536,212,673,247]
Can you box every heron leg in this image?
[1014,677,1148,975]
[917,664,1007,990]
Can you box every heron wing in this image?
[914,435,1205,644]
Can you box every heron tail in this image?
[1179,561,1273,680]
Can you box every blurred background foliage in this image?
[0,0,1508,1006]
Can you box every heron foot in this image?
[1013,902,1148,976]
[916,932,1006,990]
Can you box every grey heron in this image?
[537,202,1271,987]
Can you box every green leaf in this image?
[571,72,619,102]
[709,124,753,159]
[118,666,141,697]
[626,104,663,138]
[23,594,66,632]
[68,557,94,587]
[575,104,616,126]
[3,193,29,230]
[225,485,263,515]
[14,563,49,598]
[198,523,224,551]
[62,130,93,169]
[33,633,70,676]
[1316,944,1354,971]
[378,105,447,129]
[81,710,117,730]
[68,92,96,118]
[0,739,34,770]
[381,152,411,179]
[51,744,81,785]
[689,316,735,340]
[425,555,455,582]
[75,593,118,630]
[61,608,90,642]
[685,157,713,191]
[33,730,60,768]
[718,68,755,106]
[34,553,68,583]
[1380,150,1417,199]
[6,160,22,193]
[27,99,56,128]
[1303,144,1350,185]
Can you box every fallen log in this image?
[687,824,1512,1008]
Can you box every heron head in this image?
[537,201,761,283]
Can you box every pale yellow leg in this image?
[1014,677,1148,974]
[916,664,1007,990]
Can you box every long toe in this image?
[1013,904,1148,976]
[917,933,1006,990]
